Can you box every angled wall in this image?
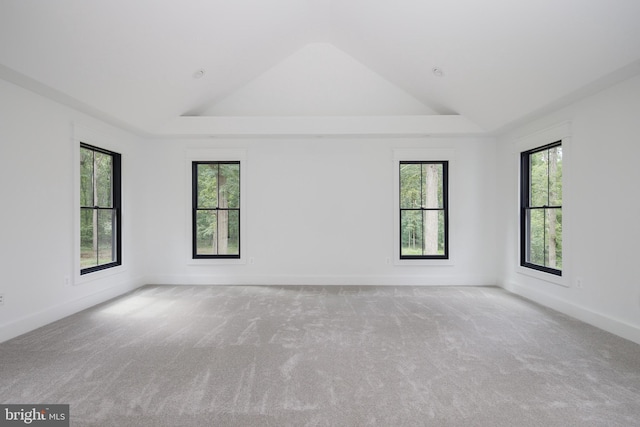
[0,78,146,342]
[496,74,640,344]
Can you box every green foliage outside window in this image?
[80,144,120,272]
[400,162,447,258]
[523,144,562,273]
[194,162,240,257]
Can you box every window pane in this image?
[521,143,561,274]
[548,146,562,206]
[193,161,241,259]
[423,210,445,255]
[218,210,240,255]
[401,210,423,256]
[197,164,218,209]
[97,209,116,265]
[527,209,545,266]
[400,161,447,259]
[219,163,240,209]
[546,208,562,269]
[400,163,422,209]
[422,163,443,208]
[80,144,121,274]
[196,210,217,255]
[80,209,97,268]
[529,150,548,207]
[80,148,94,207]
[526,208,562,269]
[95,151,113,207]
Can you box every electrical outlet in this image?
[0,294,4,306]
[64,275,71,287]
[575,277,583,289]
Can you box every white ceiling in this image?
[195,43,438,117]
[1,0,639,136]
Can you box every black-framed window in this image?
[400,161,448,259]
[80,143,121,274]
[192,161,240,258]
[521,141,562,275]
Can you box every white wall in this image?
[143,136,498,286]
[200,43,436,116]
[0,78,146,342]
[497,74,640,344]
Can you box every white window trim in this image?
[186,148,247,266]
[393,148,455,266]
[514,121,571,287]
[72,124,127,285]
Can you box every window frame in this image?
[399,160,449,260]
[79,142,122,275]
[192,160,241,259]
[520,141,562,276]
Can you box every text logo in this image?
[0,405,69,426]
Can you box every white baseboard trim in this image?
[145,274,496,287]
[504,282,640,345]
[0,278,143,344]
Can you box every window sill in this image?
[187,258,247,266]
[394,258,454,267]
[516,265,567,287]
[74,264,127,286]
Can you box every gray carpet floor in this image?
[1,285,639,426]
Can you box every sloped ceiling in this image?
[193,43,438,117]
[0,0,639,136]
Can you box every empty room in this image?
[1,1,640,425]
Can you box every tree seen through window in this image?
[521,142,562,275]
[193,162,240,258]
[80,143,121,274]
[400,161,448,259]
